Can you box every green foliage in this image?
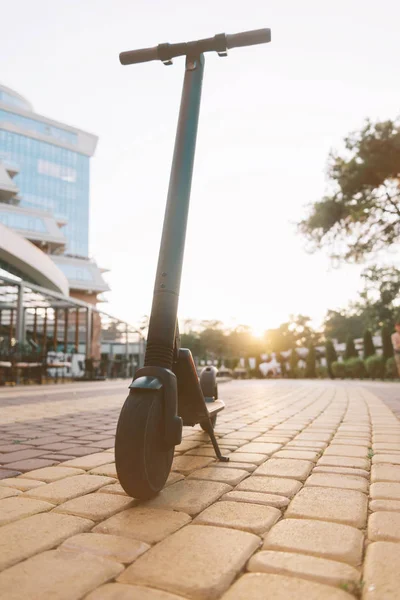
[305,345,317,378]
[289,348,298,378]
[363,330,375,359]
[385,357,398,379]
[324,310,365,343]
[316,365,329,378]
[344,358,367,379]
[382,325,394,359]
[299,118,400,263]
[332,361,346,378]
[345,335,358,359]
[296,366,306,378]
[365,355,386,379]
[325,338,337,378]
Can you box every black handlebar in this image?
[119,28,271,66]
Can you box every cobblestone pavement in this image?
[0,379,399,599]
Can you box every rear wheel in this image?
[115,390,174,500]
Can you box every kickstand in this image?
[202,419,229,462]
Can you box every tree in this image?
[354,266,400,331]
[305,345,316,378]
[299,118,400,263]
[382,324,394,359]
[345,335,358,359]
[289,348,298,378]
[324,310,365,343]
[325,339,337,378]
[363,330,375,359]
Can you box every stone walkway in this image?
[0,380,399,599]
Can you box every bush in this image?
[289,349,298,378]
[332,361,346,378]
[325,339,337,378]
[305,345,317,378]
[382,325,394,359]
[344,358,367,379]
[363,330,375,359]
[385,357,398,379]
[296,366,306,379]
[317,365,329,378]
[365,355,385,379]
[345,335,358,359]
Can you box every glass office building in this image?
[0,84,97,257]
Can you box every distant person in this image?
[391,320,400,377]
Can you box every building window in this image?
[0,211,47,233]
[37,159,77,182]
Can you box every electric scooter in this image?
[115,28,271,500]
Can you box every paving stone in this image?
[286,485,367,528]
[224,431,260,440]
[22,466,85,482]
[59,445,102,456]
[61,452,115,469]
[330,439,369,447]
[171,455,215,475]
[210,461,257,472]
[119,524,260,600]
[236,476,301,498]
[370,499,400,512]
[60,532,150,564]
[4,457,59,471]
[371,463,400,482]
[89,463,118,478]
[25,474,114,504]
[0,512,93,570]
[0,486,21,499]
[235,442,282,455]
[254,458,314,480]
[144,479,232,516]
[0,496,54,525]
[368,511,400,542]
[295,434,333,442]
[41,454,76,461]
[222,490,288,508]
[286,441,327,450]
[363,541,400,599]
[317,456,370,470]
[273,450,320,462]
[304,473,368,493]
[0,468,21,479]
[248,550,361,588]
[188,466,249,485]
[220,572,354,599]
[0,549,123,600]
[253,436,291,444]
[323,445,370,458]
[0,477,46,491]
[229,452,268,465]
[54,492,134,521]
[263,518,364,566]
[313,466,370,478]
[94,506,191,544]
[0,444,33,453]
[373,443,400,451]
[184,447,224,457]
[39,442,79,452]
[370,482,400,500]
[86,583,187,599]
[0,449,47,463]
[28,435,70,446]
[194,500,280,534]
[372,454,400,465]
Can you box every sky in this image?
[2,0,400,335]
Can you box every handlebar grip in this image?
[226,28,271,49]
[119,46,158,65]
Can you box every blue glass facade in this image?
[0,115,90,257]
[0,210,47,233]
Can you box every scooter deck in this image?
[206,399,225,417]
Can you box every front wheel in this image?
[115,390,174,500]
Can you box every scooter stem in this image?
[145,54,205,369]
